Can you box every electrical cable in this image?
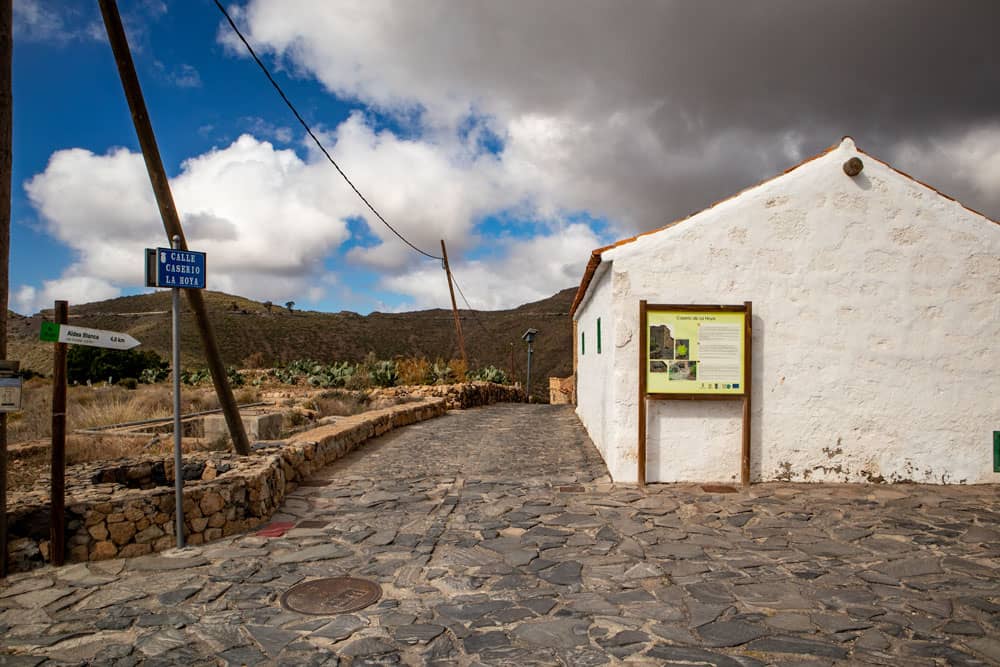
[212,0,443,261]
[450,271,499,338]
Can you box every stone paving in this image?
[2,404,1000,666]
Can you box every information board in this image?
[637,300,753,487]
[0,377,22,412]
[645,308,746,395]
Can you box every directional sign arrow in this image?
[39,323,140,350]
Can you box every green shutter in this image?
[597,317,602,354]
[581,331,585,355]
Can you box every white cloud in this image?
[382,223,602,311]
[223,0,1000,235]
[18,118,590,314]
[20,135,357,311]
[13,276,120,315]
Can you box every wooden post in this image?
[440,240,467,367]
[741,301,753,487]
[0,0,10,578]
[509,342,515,386]
[50,301,67,566]
[637,300,648,488]
[98,0,250,456]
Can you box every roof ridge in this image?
[569,137,999,317]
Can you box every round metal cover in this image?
[280,576,382,615]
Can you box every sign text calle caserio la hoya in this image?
[146,247,206,289]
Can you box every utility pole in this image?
[99,0,250,455]
[0,0,11,578]
[440,240,467,367]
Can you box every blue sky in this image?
[10,1,999,315]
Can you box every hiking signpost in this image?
[38,304,145,565]
[39,322,139,350]
[146,236,206,548]
[38,302,147,565]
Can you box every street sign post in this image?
[146,236,207,549]
[39,322,140,350]
[146,247,206,289]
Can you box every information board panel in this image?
[0,377,22,412]
[645,307,746,395]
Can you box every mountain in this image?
[7,288,578,400]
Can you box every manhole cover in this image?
[280,577,382,615]
[296,520,329,529]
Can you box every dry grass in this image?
[7,380,261,444]
[397,356,431,385]
[449,358,468,383]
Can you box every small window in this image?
[581,331,585,355]
[597,318,602,354]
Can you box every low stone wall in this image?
[549,375,576,405]
[372,381,525,409]
[5,398,446,573]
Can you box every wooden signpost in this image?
[41,302,142,565]
[638,301,752,487]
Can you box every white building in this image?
[571,137,1000,485]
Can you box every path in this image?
[1,404,999,665]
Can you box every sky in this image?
[9,0,1000,316]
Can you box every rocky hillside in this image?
[7,288,578,400]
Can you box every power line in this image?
[450,271,499,339]
[212,0,443,261]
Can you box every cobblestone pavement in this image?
[2,404,1000,666]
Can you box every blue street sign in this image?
[146,247,207,289]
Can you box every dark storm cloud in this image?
[240,0,1000,230]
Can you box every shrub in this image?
[139,366,169,384]
[116,377,139,390]
[227,366,246,387]
[430,358,455,385]
[369,360,399,388]
[469,365,509,384]
[67,347,168,386]
[449,358,468,383]
[397,356,432,385]
[180,368,211,386]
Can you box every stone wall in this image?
[371,381,525,409]
[548,375,576,405]
[5,398,446,573]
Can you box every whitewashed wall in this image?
[578,138,1000,484]
[574,263,619,472]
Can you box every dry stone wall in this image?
[371,381,525,409]
[5,398,446,573]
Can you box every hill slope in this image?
[8,288,578,400]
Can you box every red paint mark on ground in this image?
[255,521,296,537]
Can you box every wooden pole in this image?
[98,0,250,455]
[638,300,648,488]
[741,301,753,487]
[50,301,67,566]
[0,0,11,578]
[439,240,467,367]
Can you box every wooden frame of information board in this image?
[638,300,752,488]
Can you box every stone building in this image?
[571,138,1000,484]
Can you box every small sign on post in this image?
[39,322,140,350]
[146,247,207,289]
[0,361,22,413]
